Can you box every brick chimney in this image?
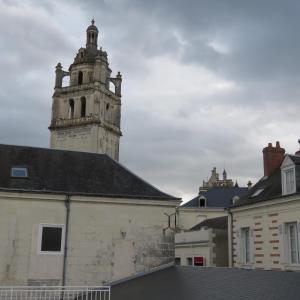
[295,139,300,156]
[262,141,285,176]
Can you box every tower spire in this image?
[86,19,98,49]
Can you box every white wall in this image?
[0,192,179,285]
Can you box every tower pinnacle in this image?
[86,19,98,49]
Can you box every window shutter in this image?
[279,224,287,264]
[298,223,300,258]
[250,228,255,264]
[235,228,241,264]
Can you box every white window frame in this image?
[241,227,252,265]
[11,167,28,178]
[285,222,300,265]
[37,224,65,255]
[281,166,296,195]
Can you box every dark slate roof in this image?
[232,154,300,208]
[0,144,179,200]
[182,187,248,208]
[190,216,228,231]
[111,266,300,300]
[289,154,300,165]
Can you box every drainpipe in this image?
[228,209,233,268]
[62,194,70,287]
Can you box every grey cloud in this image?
[2,0,300,201]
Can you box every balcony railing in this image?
[0,286,110,300]
[50,116,100,129]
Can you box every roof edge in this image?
[109,262,174,286]
[0,187,181,201]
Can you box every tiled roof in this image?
[190,216,228,231]
[182,187,248,208]
[111,266,300,300]
[0,144,179,201]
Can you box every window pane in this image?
[242,227,250,264]
[11,167,28,178]
[286,169,295,194]
[41,227,62,252]
[288,223,299,264]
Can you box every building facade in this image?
[0,145,180,285]
[230,142,300,271]
[0,22,181,286]
[175,170,247,267]
[175,217,228,267]
[49,20,122,160]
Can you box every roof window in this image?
[11,167,28,178]
[251,188,264,198]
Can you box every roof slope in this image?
[111,266,300,300]
[0,144,179,200]
[232,154,300,207]
[190,216,228,231]
[183,186,248,208]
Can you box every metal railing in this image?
[0,286,110,300]
[50,115,100,128]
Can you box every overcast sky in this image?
[2,0,300,201]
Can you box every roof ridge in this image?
[106,155,180,200]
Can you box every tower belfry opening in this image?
[49,20,122,161]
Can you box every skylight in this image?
[11,167,28,178]
[251,188,264,198]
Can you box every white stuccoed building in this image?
[0,21,180,286]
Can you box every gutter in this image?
[62,194,71,286]
[227,208,233,268]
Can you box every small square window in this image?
[38,224,64,254]
[11,167,28,178]
[175,257,181,266]
[187,257,193,266]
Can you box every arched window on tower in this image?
[78,71,83,85]
[81,97,86,117]
[69,99,74,119]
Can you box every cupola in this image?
[86,19,98,49]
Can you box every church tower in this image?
[49,20,122,160]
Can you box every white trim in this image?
[10,167,28,178]
[281,165,296,196]
[0,191,179,207]
[37,223,65,255]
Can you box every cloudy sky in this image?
[2,0,300,201]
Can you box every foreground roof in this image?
[183,186,248,208]
[111,266,300,300]
[232,154,300,208]
[0,144,179,200]
[190,216,228,231]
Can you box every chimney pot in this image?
[263,141,285,177]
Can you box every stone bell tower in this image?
[49,20,122,161]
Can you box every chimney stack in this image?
[295,139,300,156]
[263,141,285,177]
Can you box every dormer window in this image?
[282,167,296,195]
[281,155,297,196]
[11,167,28,178]
[198,196,206,207]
